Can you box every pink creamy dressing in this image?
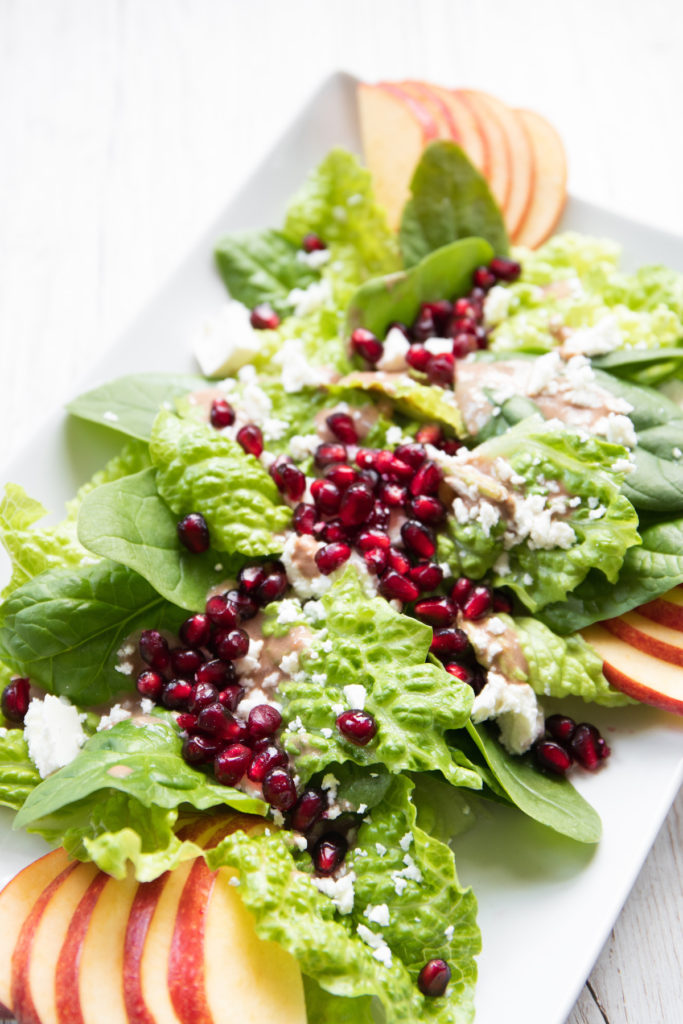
[458,613,528,684]
[242,615,313,691]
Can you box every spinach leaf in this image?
[0,561,185,704]
[346,237,493,339]
[67,373,206,442]
[214,229,317,316]
[592,346,683,387]
[538,516,683,633]
[77,468,239,610]
[399,141,509,268]
[459,722,602,844]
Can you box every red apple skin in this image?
[603,616,683,667]
[636,596,683,632]
[55,872,108,1024]
[377,82,440,141]
[10,862,79,1024]
[600,660,683,715]
[581,624,683,714]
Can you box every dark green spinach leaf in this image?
[67,373,206,442]
[214,229,317,316]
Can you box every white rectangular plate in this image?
[1,71,682,1024]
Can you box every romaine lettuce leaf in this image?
[280,569,480,790]
[150,409,291,556]
[336,371,465,436]
[0,725,41,810]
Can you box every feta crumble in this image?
[377,327,410,372]
[24,695,87,778]
[342,683,367,710]
[312,870,356,915]
[471,671,544,754]
[97,704,132,731]
[193,298,261,376]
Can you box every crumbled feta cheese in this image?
[24,695,87,778]
[293,834,308,852]
[321,773,340,801]
[311,870,356,914]
[375,843,387,857]
[193,299,261,376]
[296,247,331,269]
[287,278,333,317]
[478,500,500,538]
[385,425,405,447]
[471,671,544,754]
[279,650,300,676]
[281,533,332,599]
[445,924,455,943]
[273,338,328,393]
[228,876,241,887]
[356,923,393,967]
[234,637,264,677]
[139,698,155,714]
[364,903,391,927]
[342,684,367,710]
[276,598,303,626]
[102,410,119,422]
[424,337,453,356]
[594,412,637,448]
[97,704,132,731]
[320,727,333,739]
[563,314,622,356]
[484,285,513,325]
[399,832,413,852]
[303,599,326,623]
[377,327,410,372]
[237,688,281,716]
[262,417,289,441]
[236,364,273,422]
[487,616,507,636]
[393,877,407,896]
[289,433,322,460]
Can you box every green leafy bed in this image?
[1,141,682,1023]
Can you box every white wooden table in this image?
[0,2,681,1021]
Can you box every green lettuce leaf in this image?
[215,229,318,316]
[77,467,239,610]
[280,569,480,790]
[14,715,265,880]
[336,371,464,436]
[0,560,185,704]
[66,373,206,442]
[150,409,291,556]
[399,142,509,267]
[0,726,41,810]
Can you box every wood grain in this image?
[0,2,681,1022]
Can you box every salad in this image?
[1,116,682,1024]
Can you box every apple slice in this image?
[11,860,99,1024]
[397,80,459,141]
[581,623,683,713]
[458,89,511,216]
[425,84,488,174]
[513,109,567,248]
[637,586,683,631]
[169,816,305,1024]
[602,611,683,667]
[0,846,71,1013]
[358,82,438,230]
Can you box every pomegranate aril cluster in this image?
[533,714,611,777]
[350,257,521,385]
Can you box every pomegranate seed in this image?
[177,512,210,554]
[225,589,259,621]
[437,438,461,456]
[378,481,408,508]
[205,594,240,629]
[413,597,455,628]
[355,448,377,470]
[410,494,445,524]
[170,647,204,677]
[461,585,493,620]
[326,412,358,445]
[310,478,342,516]
[597,736,611,760]
[256,566,288,605]
[236,423,264,457]
[1,678,30,723]
[454,297,478,319]
[473,265,497,290]
[247,743,288,783]
[315,542,351,575]
[176,712,198,731]
[358,529,391,551]
[209,398,235,429]
[427,353,455,387]
[337,709,377,746]
[324,463,357,489]
[421,299,453,332]
[293,502,317,535]
[490,257,521,282]
[452,333,477,359]
[373,450,396,476]
[363,547,389,575]
[418,959,451,998]
[136,669,164,701]
[290,789,326,833]
[250,304,280,330]
[569,723,604,771]
[214,743,253,785]
[545,714,576,745]
[322,519,348,543]
[217,685,244,712]
[401,520,436,559]
[351,328,382,364]
[271,457,305,502]
[412,309,436,341]
[385,457,414,484]
[410,461,441,497]
[430,628,470,657]
[444,662,475,685]
[312,833,347,875]
[387,548,411,575]
[179,613,212,648]
[415,424,442,446]
[407,562,443,592]
[213,628,249,661]
[161,679,193,710]
[451,577,474,607]
[357,467,379,492]
[191,681,220,713]
[197,702,241,741]
[475,326,489,350]
[533,740,572,776]
[238,565,267,594]
[139,630,171,673]
[302,232,326,252]
[182,734,223,765]
[367,503,390,529]
[379,571,419,603]
[406,345,432,371]
[394,443,426,470]
[339,483,374,527]
[315,443,347,468]
[448,316,477,337]
[263,767,298,810]
[492,589,514,614]
[247,704,282,739]
[196,659,235,688]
